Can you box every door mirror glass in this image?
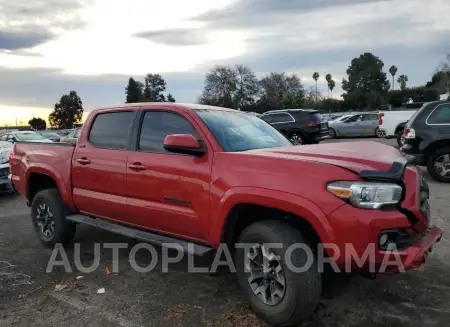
[163,134,206,156]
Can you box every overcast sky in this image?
[1,0,449,125]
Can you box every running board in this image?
[66,214,213,256]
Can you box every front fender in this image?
[209,187,336,247]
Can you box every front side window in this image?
[89,111,135,149]
[428,104,450,124]
[195,109,292,152]
[138,111,199,153]
[363,114,378,121]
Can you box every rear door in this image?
[125,109,213,242]
[72,110,137,221]
[261,113,295,135]
[361,113,379,136]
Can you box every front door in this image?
[126,109,212,242]
[72,110,136,221]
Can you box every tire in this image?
[31,189,76,247]
[235,221,321,326]
[288,132,304,145]
[396,132,405,148]
[427,147,450,183]
[329,128,337,139]
[375,127,385,138]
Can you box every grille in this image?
[419,175,430,223]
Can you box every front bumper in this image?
[400,144,425,165]
[379,226,442,274]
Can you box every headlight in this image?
[0,152,8,164]
[327,181,403,209]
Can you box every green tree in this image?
[389,65,398,90]
[28,117,46,130]
[234,64,260,110]
[48,91,83,129]
[397,74,409,91]
[143,73,167,102]
[329,79,336,98]
[259,72,304,110]
[167,93,176,102]
[325,74,332,97]
[342,52,390,109]
[125,77,143,103]
[312,72,320,101]
[199,66,238,108]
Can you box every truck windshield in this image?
[195,109,293,152]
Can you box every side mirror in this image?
[7,138,14,143]
[163,134,206,156]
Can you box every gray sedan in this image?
[328,113,380,138]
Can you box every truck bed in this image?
[10,142,75,205]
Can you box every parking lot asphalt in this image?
[1,138,449,327]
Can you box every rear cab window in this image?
[88,111,135,149]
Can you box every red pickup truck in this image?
[9,103,442,326]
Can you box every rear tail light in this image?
[403,128,416,139]
[378,113,384,125]
[308,121,321,127]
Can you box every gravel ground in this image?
[0,138,449,327]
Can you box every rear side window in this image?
[261,113,294,123]
[309,113,322,122]
[362,114,378,121]
[138,111,199,153]
[428,104,450,124]
[89,111,135,149]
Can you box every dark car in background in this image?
[260,109,329,144]
[401,100,450,182]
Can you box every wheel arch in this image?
[26,166,75,209]
[212,187,336,254]
[394,122,407,135]
[424,140,450,163]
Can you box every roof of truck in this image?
[92,103,237,113]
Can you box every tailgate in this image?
[10,142,75,199]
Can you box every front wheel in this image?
[427,147,450,183]
[289,133,304,145]
[235,221,321,326]
[31,189,76,247]
[329,128,337,139]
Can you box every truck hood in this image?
[247,141,402,174]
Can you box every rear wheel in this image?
[375,127,385,138]
[288,132,304,145]
[235,221,321,326]
[427,147,450,183]
[31,189,76,247]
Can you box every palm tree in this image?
[397,74,409,91]
[389,65,398,90]
[312,72,320,101]
[329,80,336,98]
[325,74,332,97]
